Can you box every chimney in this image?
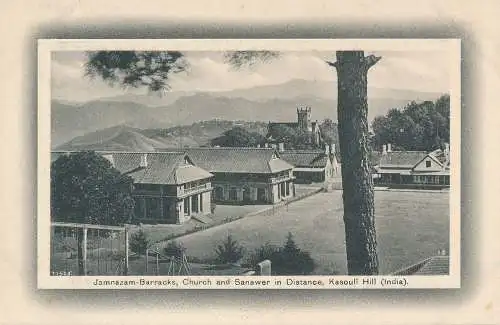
[387,143,392,152]
[140,153,148,168]
[102,154,115,167]
[324,144,330,155]
[382,144,387,154]
[278,142,285,152]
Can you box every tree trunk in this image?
[329,51,380,275]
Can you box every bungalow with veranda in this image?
[51,151,214,224]
[279,144,339,184]
[157,147,296,205]
[373,143,450,188]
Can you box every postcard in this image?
[37,38,460,289]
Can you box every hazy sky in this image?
[52,50,451,102]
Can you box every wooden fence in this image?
[50,222,129,276]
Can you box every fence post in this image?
[124,227,129,276]
[82,226,88,276]
[156,253,159,276]
[257,260,272,276]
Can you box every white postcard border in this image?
[37,38,461,289]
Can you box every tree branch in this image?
[364,55,381,70]
[325,60,338,69]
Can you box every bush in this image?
[163,241,186,258]
[243,242,280,267]
[274,233,315,275]
[245,233,316,275]
[129,229,150,255]
[215,234,244,264]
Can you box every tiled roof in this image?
[378,151,428,168]
[268,122,299,129]
[430,149,447,165]
[413,256,449,275]
[392,255,449,275]
[157,147,294,174]
[51,151,213,185]
[279,150,329,168]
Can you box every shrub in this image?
[274,232,315,275]
[246,233,316,275]
[129,229,150,255]
[243,242,280,268]
[164,241,186,258]
[214,234,244,264]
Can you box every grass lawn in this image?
[132,204,269,245]
[137,186,322,245]
[165,190,450,275]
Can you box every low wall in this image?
[377,183,450,190]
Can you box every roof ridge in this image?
[52,150,185,155]
[187,147,275,150]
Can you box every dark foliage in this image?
[51,151,135,225]
[214,234,245,264]
[211,126,266,147]
[84,51,188,92]
[84,51,280,93]
[223,51,281,70]
[245,233,316,275]
[266,124,321,150]
[318,118,340,148]
[129,229,150,255]
[370,94,450,152]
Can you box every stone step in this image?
[191,214,213,224]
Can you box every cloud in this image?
[51,51,146,101]
[51,50,451,102]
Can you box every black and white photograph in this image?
[37,39,460,288]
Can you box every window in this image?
[191,194,199,213]
[257,188,266,202]
[163,198,171,220]
[184,198,190,215]
[146,198,161,220]
[214,187,223,200]
[229,188,238,201]
[426,161,431,168]
[134,198,144,219]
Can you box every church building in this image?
[266,106,324,147]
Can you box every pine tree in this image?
[327,51,380,275]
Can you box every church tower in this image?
[297,106,312,131]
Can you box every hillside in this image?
[56,120,269,151]
[56,125,170,151]
[51,100,174,147]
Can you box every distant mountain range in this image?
[52,78,446,149]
